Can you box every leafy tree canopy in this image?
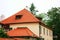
[0,28,8,38]
[47,7,60,34]
[29,3,38,15]
[38,7,60,40]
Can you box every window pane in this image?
[47,30,48,35]
[39,25,41,34]
[15,15,22,20]
[43,28,45,35]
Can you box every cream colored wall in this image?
[10,23,39,36]
[9,22,53,40]
[40,25,53,40]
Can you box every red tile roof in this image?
[0,38,25,40]
[2,9,40,24]
[7,27,38,37]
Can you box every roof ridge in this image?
[7,27,38,37]
[25,28,32,36]
[1,9,23,23]
[25,9,40,22]
[25,28,38,37]
[1,8,40,24]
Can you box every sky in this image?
[0,0,60,19]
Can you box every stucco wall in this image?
[10,23,39,36]
[40,25,53,40]
[9,22,53,40]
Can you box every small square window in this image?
[15,15,22,20]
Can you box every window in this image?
[39,25,41,34]
[51,31,52,36]
[40,38,44,40]
[46,30,48,35]
[15,15,22,20]
[49,31,52,36]
[43,28,45,35]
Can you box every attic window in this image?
[16,15,22,20]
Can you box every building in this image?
[0,23,3,28]
[7,27,39,40]
[1,9,53,40]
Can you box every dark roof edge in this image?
[39,22,53,30]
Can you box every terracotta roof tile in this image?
[2,9,40,24]
[0,38,25,40]
[7,27,38,37]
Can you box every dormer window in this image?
[15,15,22,20]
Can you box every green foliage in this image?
[37,13,47,18]
[46,7,60,40]
[29,3,38,15]
[42,7,60,40]
[0,28,8,38]
[30,3,35,12]
[37,7,60,40]
[37,13,49,24]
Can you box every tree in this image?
[0,28,8,38]
[29,3,38,15]
[36,13,49,24]
[37,7,60,40]
[44,7,60,40]
[37,13,46,18]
